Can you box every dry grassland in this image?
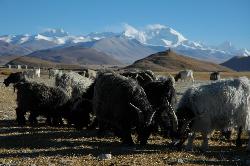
[0,71,249,165]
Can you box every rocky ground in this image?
[0,72,249,166]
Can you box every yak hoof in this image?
[17,119,26,126]
[121,138,135,147]
[185,146,193,151]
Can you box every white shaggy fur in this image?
[55,71,93,100]
[23,68,40,78]
[34,68,40,78]
[82,69,97,80]
[23,69,35,78]
[49,69,63,79]
[178,77,250,151]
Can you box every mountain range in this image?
[0,24,249,65]
[122,24,250,63]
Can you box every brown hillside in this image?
[126,50,233,72]
[6,56,83,69]
[27,46,122,65]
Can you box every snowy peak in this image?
[0,34,32,44]
[214,41,236,52]
[35,34,52,41]
[241,48,250,57]
[40,28,69,37]
[145,25,187,47]
[123,24,147,43]
[0,35,13,43]
[211,41,250,57]
[85,32,118,40]
[122,24,187,47]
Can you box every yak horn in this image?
[166,100,178,132]
[129,103,144,123]
[145,110,156,126]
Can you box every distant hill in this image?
[6,56,84,69]
[221,56,250,71]
[6,56,60,68]
[26,46,122,65]
[126,50,233,72]
[0,55,22,65]
[0,41,32,56]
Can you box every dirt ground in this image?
[0,71,250,166]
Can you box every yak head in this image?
[3,72,26,87]
[170,106,195,147]
[143,79,179,139]
[129,102,156,145]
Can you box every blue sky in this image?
[0,0,249,48]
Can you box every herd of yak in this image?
[2,69,250,151]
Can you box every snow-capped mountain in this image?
[0,29,91,51]
[122,24,250,62]
[123,24,187,47]
[211,41,250,57]
[0,25,249,63]
[85,32,119,40]
[40,28,69,37]
[0,34,32,45]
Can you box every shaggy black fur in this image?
[210,71,220,81]
[143,79,178,138]
[93,72,155,146]
[121,70,156,87]
[14,82,69,126]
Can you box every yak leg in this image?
[87,117,98,130]
[16,108,26,126]
[51,112,63,126]
[201,132,209,151]
[45,115,52,126]
[236,126,243,147]
[114,126,134,146]
[58,117,64,126]
[51,117,60,126]
[28,112,38,125]
[221,128,232,140]
[97,121,110,137]
[247,131,250,151]
[185,132,196,151]
[120,132,134,146]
